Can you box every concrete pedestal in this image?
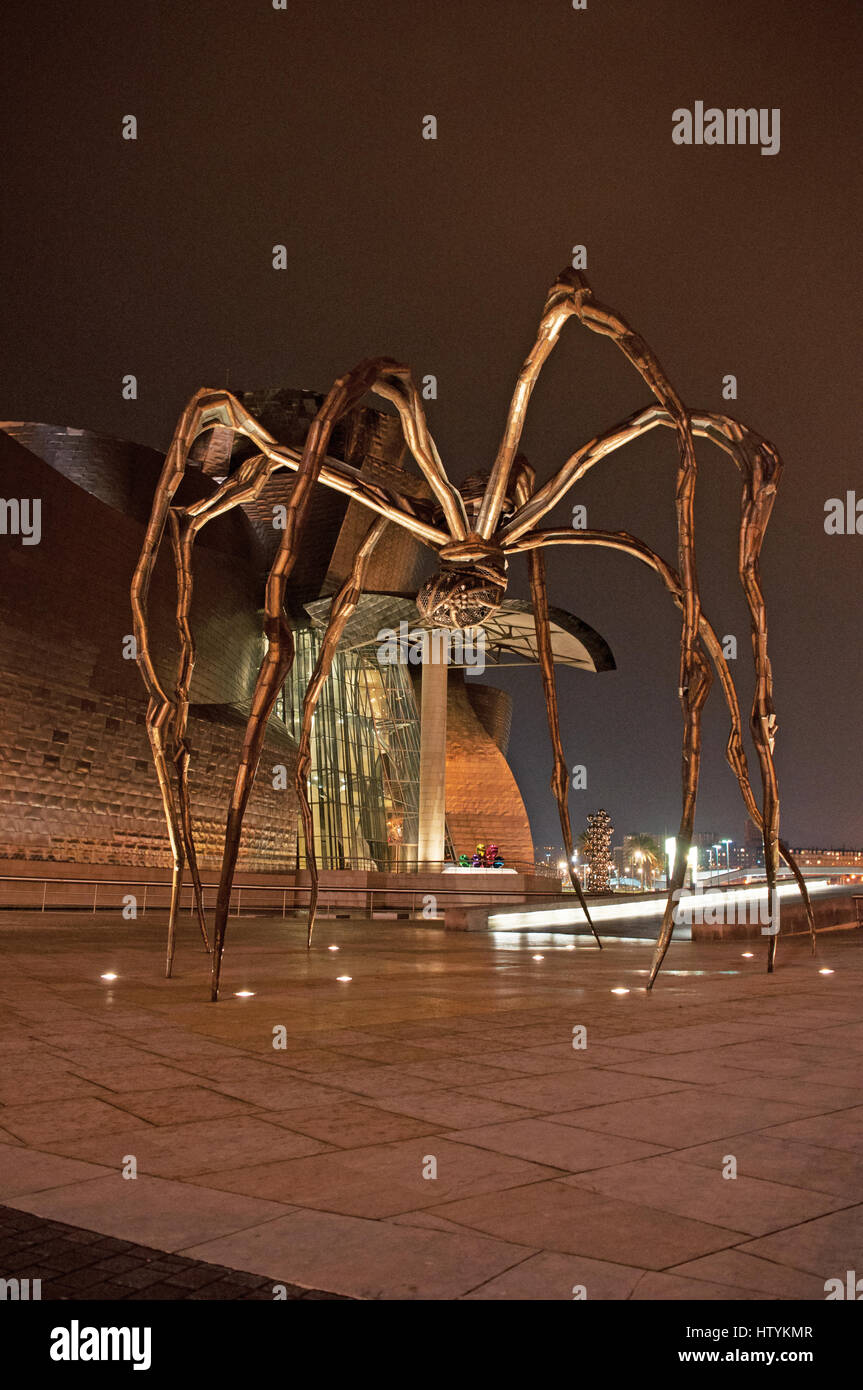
[418,658,448,869]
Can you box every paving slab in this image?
[5,1174,297,1251]
[430,1179,747,1268]
[563,1152,850,1233]
[184,1136,556,1217]
[738,1204,863,1278]
[181,1208,537,1300]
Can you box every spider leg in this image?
[372,368,469,539]
[527,546,602,946]
[294,516,389,949]
[476,281,580,538]
[144,704,186,977]
[157,449,298,965]
[167,508,209,953]
[483,274,703,670]
[491,272,705,970]
[132,390,251,974]
[508,530,714,985]
[133,382,448,685]
[510,458,599,944]
[208,360,405,1001]
[134,375,450,994]
[165,453,294,959]
[691,587,816,953]
[509,528,817,977]
[738,447,784,969]
[503,402,806,965]
[508,525,711,984]
[542,272,703,789]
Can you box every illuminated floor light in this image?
[234,990,255,998]
[336,975,352,982]
[741,952,754,958]
[100,972,118,981]
[532,954,544,961]
[565,944,576,950]
[819,968,834,975]
[328,945,339,952]
[611,987,630,995]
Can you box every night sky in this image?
[3,0,861,852]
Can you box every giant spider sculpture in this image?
[132,268,816,1001]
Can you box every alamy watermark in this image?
[0,1277,41,1300]
[672,103,780,156]
[0,498,41,545]
[377,620,486,674]
[672,886,780,935]
[824,491,863,534]
[50,1322,151,1370]
[825,1271,863,1299]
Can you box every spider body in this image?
[132,267,817,1001]
[417,535,508,628]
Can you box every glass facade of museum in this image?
[278,627,422,871]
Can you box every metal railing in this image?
[0,873,570,920]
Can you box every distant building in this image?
[791,848,863,868]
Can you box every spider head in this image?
[416,540,507,629]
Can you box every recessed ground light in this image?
[741,952,754,958]
[100,972,118,981]
[611,987,630,995]
[336,975,352,982]
[564,944,576,950]
[234,990,255,998]
[328,945,339,952]
[818,968,834,975]
[532,954,544,961]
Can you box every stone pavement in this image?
[0,910,861,1300]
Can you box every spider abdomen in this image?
[416,559,507,629]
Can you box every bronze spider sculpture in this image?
[131,267,816,1001]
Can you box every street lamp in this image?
[634,849,645,891]
[687,844,698,887]
[721,838,733,871]
[665,836,698,887]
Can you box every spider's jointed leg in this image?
[511,459,599,944]
[552,275,707,945]
[527,546,602,947]
[164,451,293,959]
[502,382,804,973]
[534,536,794,975]
[511,528,815,978]
[135,368,456,996]
[209,361,401,1001]
[132,390,260,973]
[486,270,709,976]
[167,509,209,956]
[295,516,389,950]
[146,707,186,978]
[514,528,712,984]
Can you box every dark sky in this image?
[3,0,861,851]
